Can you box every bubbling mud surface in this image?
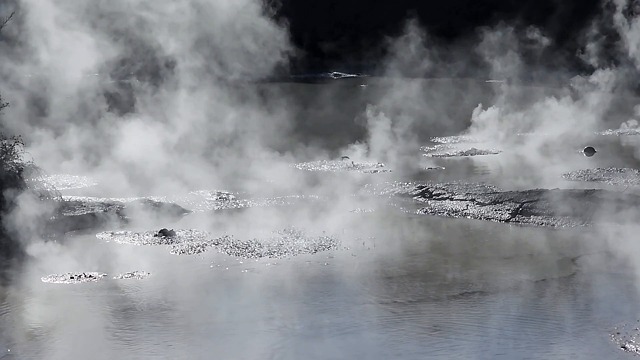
[96,229,210,247]
[41,272,108,284]
[96,228,340,259]
[40,174,98,190]
[41,271,152,284]
[363,181,640,227]
[597,128,640,136]
[62,191,321,215]
[421,144,502,158]
[611,322,640,355]
[429,135,481,144]
[209,228,340,259]
[563,168,640,186]
[113,271,151,280]
[292,159,391,173]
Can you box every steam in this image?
[1,0,293,196]
[2,0,640,261]
[4,0,640,357]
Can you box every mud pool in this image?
[3,79,640,359]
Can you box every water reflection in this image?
[1,211,638,359]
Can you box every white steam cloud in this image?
[4,0,640,358]
[1,0,293,196]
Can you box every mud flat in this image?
[113,271,151,280]
[41,271,152,284]
[46,191,320,235]
[611,322,640,355]
[39,174,98,190]
[41,272,108,284]
[293,159,391,173]
[563,167,640,186]
[368,182,640,227]
[97,227,340,258]
[209,228,340,259]
[421,144,502,158]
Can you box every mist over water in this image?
[3,0,640,359]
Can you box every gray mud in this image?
[209,228,340,259]
[41,272,108,284]
[611,323,640,355]
[597,128,640,136]
[367,181,640,227]
[96,229,210,246]
[41,271,152,284]
[47,198,191,234]
[421,144,502,158]
[292,159,391,173]
[97,228,340,258]
[47,192,321,234]
[429,135,481,144]
[113,271,151,280]
[40,174,98,190]
[563,168,640,186]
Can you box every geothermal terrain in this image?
[2,78,640,359]
[4,1,640,359]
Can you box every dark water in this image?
[2,79,640,359]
